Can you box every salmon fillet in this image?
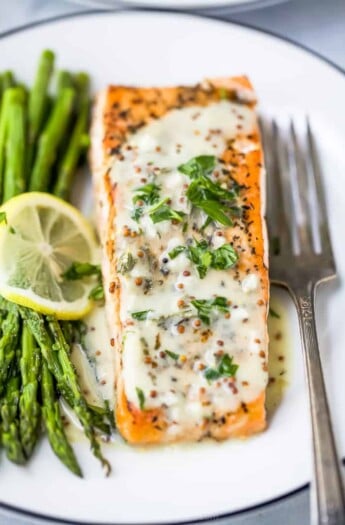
[90,77,269,444]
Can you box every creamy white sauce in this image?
[110,101,267,430]
[79,305,115,405]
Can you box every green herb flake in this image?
[165,350,179,361]
[169,240,238,279]
[168,245,186,260]
[204,354,238,382]
[186,176,237,227]
[88,284,105,302]
[131,206,144,222]
[131,183,161,223]
[133,183,160,205]
[191,296,229,325]
[117,252,136,275]
[149,198,186,224]
[136,387,145,410]
[178,155,216,179]
[131,310,152,321]
[0,212,7,225]
[63,262,101,280]
[212,244,239,270]
[269,307,280,319]
[63,262,104,302]
[178,155,240,227]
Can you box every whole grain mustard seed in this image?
[135,277,143,286]
[177,325,185,334]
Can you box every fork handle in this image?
[293,282,345,525]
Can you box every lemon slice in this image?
[0,192,98,320]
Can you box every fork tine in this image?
[306,119,334,258]
[258,117,276,236]
[271,119,295,255]
[289,120,314,254]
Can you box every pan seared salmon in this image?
[91,77,269,444]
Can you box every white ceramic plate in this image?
[69,0,288,12]
[1,11,345,525]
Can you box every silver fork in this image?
[261,117,345,525]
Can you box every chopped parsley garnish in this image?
[212,244,239,270]
[269,307,280,319]
[204,354,238,382]
[63,262,104,302]
[191,296,229,325]
[178,155,240,227]
[131,310,152,321]
[169,239,238,279]
[149,198,186,224]
[178,155,216,179]
[168,245,186,260]
[131,206,144,222]
[63,262,101,280]
[133,183,160,205]
[132,182,160,222]
[136,387,145,410]
[117,252,136,274]
[88,284,105,301]
[165,350,179,361]
[0,212,7,225]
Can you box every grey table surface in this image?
[0,0,344,524]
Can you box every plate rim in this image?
[0,8,343,525]
[69,0,288,13]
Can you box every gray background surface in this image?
[0,0,344,524]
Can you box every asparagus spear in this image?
[3,87,26,201]
[27,50,55,170]
[19,323,41,458]
[19,307,110,474]
[54,73,90,200]
[1,353,26,465]
[2,71,14,90]
[29,87,75,192]
[56,70,73,93]
[47,316,111,471]
[41,360,82,477]
[0,306,20,397]
[0,88,23,202]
